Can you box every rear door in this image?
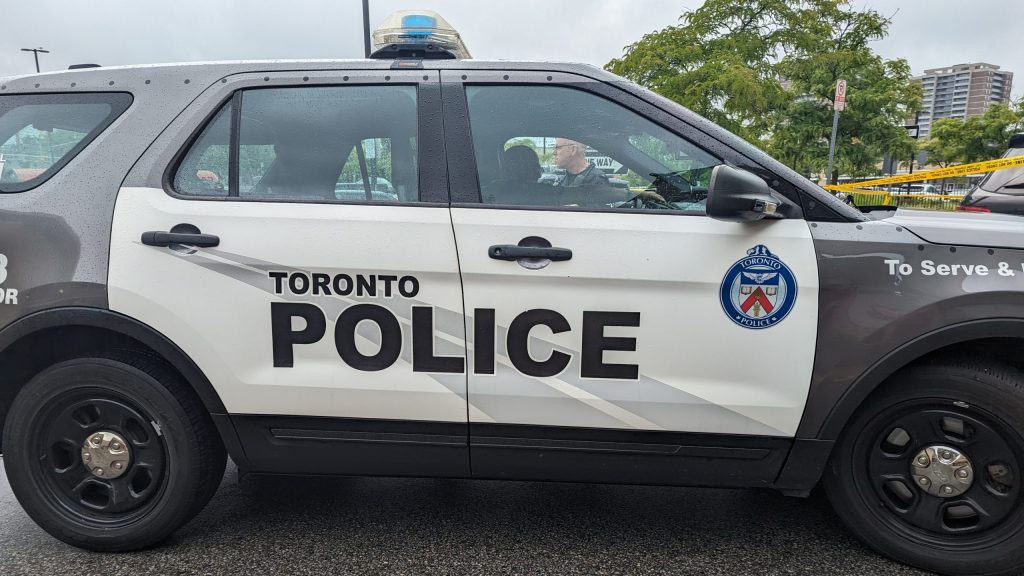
[110,70,469,476]
[442,69,820,485]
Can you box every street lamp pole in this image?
[906,112,921,176]
[362,0,371,58]
[20,47,49,73]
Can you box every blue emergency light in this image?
[370,10,471,60]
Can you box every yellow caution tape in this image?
[825,154,1024,193]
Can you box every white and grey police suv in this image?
[2,13,1024,576]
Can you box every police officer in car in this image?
[552,138,609,187]
[552,137,666,206]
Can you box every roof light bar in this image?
[370,10,471,60]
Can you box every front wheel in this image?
[825,361,1024,576]
[2,356,226,551]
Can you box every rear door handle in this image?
[488,245,572,261]
[141,231,220,248]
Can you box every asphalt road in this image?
[0,458,930,576]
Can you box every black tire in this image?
[825,361,1024,576]
[2,356,226,551]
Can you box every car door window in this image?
[174,85,419,203]
[465,85,721,212]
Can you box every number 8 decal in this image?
[0,253,7,284]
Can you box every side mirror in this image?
[706,165,782,222]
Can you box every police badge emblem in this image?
[720,245,797,329]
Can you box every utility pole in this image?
[20,47,49,73]
[362,0,371,58]
[906,112,921,178]
[826,79,847,186]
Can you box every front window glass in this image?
[175,105,230,196]
[465,85,722,213]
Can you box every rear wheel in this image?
[826,361,1024,576]
[2,356,226,551]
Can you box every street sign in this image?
[834,79,847,111]
[827,79,846,183]
[589,155,623,173]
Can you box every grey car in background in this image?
[958,134,1024,216]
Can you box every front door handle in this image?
[141,231,220,248]
[488,245,572,261]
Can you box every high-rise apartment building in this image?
[914,63,1013,138]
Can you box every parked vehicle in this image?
[334,178,399,202]
[958,134,1024,215]
[890,183,940,195]
[1,11,1023,576]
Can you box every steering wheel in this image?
[616,191,678,210]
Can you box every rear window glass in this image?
[978,147,1024,195]
[173,85,420,203]
[0,93,132,193]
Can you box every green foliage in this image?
[922,103,1024,166]
[607,0,793,141]
[606,0,921,180]
[922,118,967,167]
[339,138,393,184]
[504,138,537,151]
[0,126,89,175]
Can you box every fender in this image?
[817,318,1024,440]
[774,318,1024,494]
[0,306,248,467]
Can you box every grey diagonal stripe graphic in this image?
[471,324,786,436]
[186,246,784,434]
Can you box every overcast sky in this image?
[1,0,1020,97]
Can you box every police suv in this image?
[1,12,1023,576]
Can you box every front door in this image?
[441,70,820,485]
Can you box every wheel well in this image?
[811,320,1024,442]
[776,335,1024,494]
[917,336,1024,373]
[832,336,1024,440]
[0,325,203,451]
[847,337,1024,416]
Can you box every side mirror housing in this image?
[706,165,782,222]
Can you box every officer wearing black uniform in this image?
[552,138,609,187]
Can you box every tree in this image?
[606,0,795,141]
[772,3,920,179]
[922,103,1024,166]
[921,118,967,167]
[606,0,920,180]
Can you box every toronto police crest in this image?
[720,245,797,329]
